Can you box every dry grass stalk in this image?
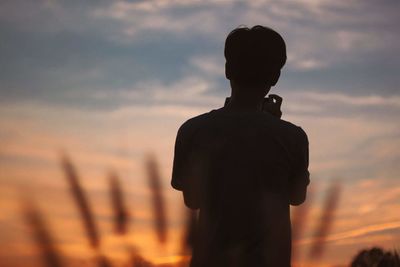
[308,181,341,259]
[130,253,154,267]
[61,153,100,248]
[178,208,197,267]
[97,254,113,267]
[181,208,197,254]
[21,198,64,267]
[109,170,130,235]
[291,184,315,262]
[350,247,400,267]
[145,154,167,244]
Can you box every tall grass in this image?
[178,209,197,267]
[20,153,363,267]
[291,185,315,262]
[21,198,64,267]
[108,171,130,235]
[61,153,115,267]
[145,154,167,245]
[181,209,197,254]
[309,181,341,259]
[61,154,100,249]
[22,153,189,266]
[350,247,400,267]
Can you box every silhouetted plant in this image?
[182,209,197,254]
[131,254,154,267]
[309,181,341,259]
[351,247,400,267]
[291,184,315,262]
[97,254,113,267]
[61,154,116,267]
[109,170,130,235]
[22,152,356,267]
[61,154,100,249]
[145,154,168,245]
[178,208,198,267]
[22,198,64,267]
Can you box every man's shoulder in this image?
[178,110,308,144]
[177,110,217,136]
[274,117,308,142]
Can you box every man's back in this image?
[172,107,309,267]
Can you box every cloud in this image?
[189,55,225,76]
[297,221,400,245]
[1,0,400,109]
[283,91,400,118]
[90,1,226,41]
[299,91,400,107]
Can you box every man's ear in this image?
[225,62,232,80]
[270,70,281,86]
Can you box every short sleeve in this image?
[295,127,310,185]
[171,123,191,191]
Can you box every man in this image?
[171,25,310,267]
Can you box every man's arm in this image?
[171,125,187,191]
[171,123,201,210]
[289,128,310,206]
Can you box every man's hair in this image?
[224,25,287,86]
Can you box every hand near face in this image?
[263,94,283,118]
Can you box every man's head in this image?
[225,25,286,88]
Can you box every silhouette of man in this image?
[171,25,310,267]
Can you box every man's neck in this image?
[225,83,270,111]
[225,95,263,111]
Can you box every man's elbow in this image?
[290,194,306,206]
[183,191,200,210]
[184,198,200,210]
[171,179,183,191]
[289,188,307,206]
[290,172,310,206]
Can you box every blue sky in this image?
[1,0,400,109]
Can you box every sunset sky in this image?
[0,1,399,266]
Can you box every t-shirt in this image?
[171,107,309,267]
